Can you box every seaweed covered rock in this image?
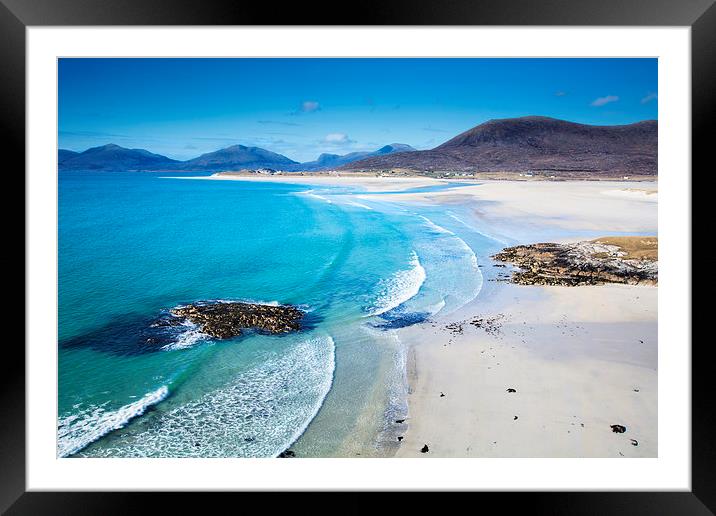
[492,238,657,286]
[168,301,304,339]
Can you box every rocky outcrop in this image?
[493,240,657,286]
[167,301,305,339]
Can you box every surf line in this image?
[57,385,169,458]
[367,251,426,317]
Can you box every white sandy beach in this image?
[211,174,658,458]
[395,282,657,457]
[357,179,658,241]
[195,173,442,192]
[385,179,658,457]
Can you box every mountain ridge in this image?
[177,144,299,171]
[58,142,417,172]
[58,144,179,171]
[341,116,657,175]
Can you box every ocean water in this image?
[58,172,500,458]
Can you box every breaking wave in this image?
[57,386,169,458]
[160,321,210,351]
[367,251,426,316]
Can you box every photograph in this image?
[56,57,659,460]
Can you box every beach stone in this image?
[278,450,296,458]
[166,301,305,339]
[610,424,627,433]
[420,444,429,453]
[507,388,517,393]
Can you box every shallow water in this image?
[58,172,498,457]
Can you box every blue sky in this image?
[58,58,657,162]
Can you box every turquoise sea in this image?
[58,172,506,458]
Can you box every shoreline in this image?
[180,173,447,192]
[206,174,658,457]
[201,174,658,238]
[388,179,657,457]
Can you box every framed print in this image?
[5,0,713,512]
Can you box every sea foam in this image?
[75,336,336,458]
[57,385,169,458]
[368,251,426,316]
[161,320,210,351]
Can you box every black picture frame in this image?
[4,0,712,512]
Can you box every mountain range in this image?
[58,116,657,175]
[341,116,657,175]
[58,142,415,172]
[299,144,416,171]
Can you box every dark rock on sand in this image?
[469,315,504,335]
[397,436,404,442]
[421,444,429,453]
[611,424,627,433]
[630,439,639,446]
[278,450,296,458]
[395,419,406,424]
[493,239,657,286]
[507,388,517,393]
[445,322,464,335]
[167,301,305,339]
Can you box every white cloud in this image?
[323,133,352,144]
[641,92,658,104]
[591,95,619,107]
[300,100,320,113]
